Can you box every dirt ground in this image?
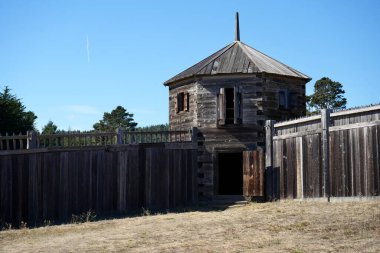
[1,200,379,253]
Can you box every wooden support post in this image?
[321,109,331,199]
[27,130,37,149]
[296,136,304,199]
[116,128,123,145]
[265,120,275,201]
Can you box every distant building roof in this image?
[164,41,311,86]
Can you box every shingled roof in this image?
[164,41,311,86]
[164,13,310,86]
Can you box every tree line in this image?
[0,86,168,135]
[1,77,346,135]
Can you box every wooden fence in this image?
[265,105,380,200]
[0,143,198,228]
[0,129,193,151]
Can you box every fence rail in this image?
[0,129,194,151]
[121,130,191,144]
[37,132,118,148]
[0,133,28,150]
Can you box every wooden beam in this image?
[331,104,380,117]
[329,120,380,132]
[273,129,322,140]
[265,120,275,201]
[321,109,331,198]
[27,131,37,149]
[274,115,321,128]
[296,136,304,199]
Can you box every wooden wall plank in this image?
[28,154,37,226]
[274,140,283,199]
[342,130,349,196]
[367,127,374,196]
[1,156,11,226]
[0,143,198,227]
[59,152,69,222]
[130,149,140,211]
[286,138,295,199]
[375,125,380,195]
[296,137,303,199]
[117,151,126,212]
[181,149,188,206]
[358,128,365,195]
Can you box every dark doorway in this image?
[218,152,243,195]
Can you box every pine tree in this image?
[307,77,347,114]
[93,106,137,132]
[0,86,37,135]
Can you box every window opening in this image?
[176,92,189,113]
[225,88,235,124]
[218,87,242,125]
[278,90,288,109]
[289,92,297,109]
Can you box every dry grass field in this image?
[0,200,379,253]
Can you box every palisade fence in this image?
[265,104,380,200]
[0,128,193,151]
[0,128,198,228]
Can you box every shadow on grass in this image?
[1,199,266,230]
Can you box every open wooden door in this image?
[243,150,264,197]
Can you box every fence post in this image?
[27,130,37,149]
[265,120,276,201]
[191,127,198,143]
[321,109,331,199]
[116,128,123,145]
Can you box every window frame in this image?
[176,92,189,113]
[217,86,242,126]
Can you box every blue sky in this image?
[1,0,379,131]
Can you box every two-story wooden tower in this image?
[164,13,311,199]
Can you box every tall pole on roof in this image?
[235,12,240,41]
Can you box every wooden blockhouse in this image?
[164,13,311,199]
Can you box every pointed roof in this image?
[164,41,311,85]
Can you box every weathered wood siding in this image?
[193,75,306,128]
[0,143,197,228]
[169,74,306,130]
[268,105,380,199]
[169,82,198,130]
[273,134,323,199]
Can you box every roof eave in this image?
[260,71,312,83]
[164,71,311,87]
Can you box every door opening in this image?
[218,152,243,195]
